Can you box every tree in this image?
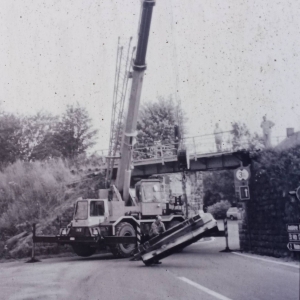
[136,96,186,147]
[207,200,232,219]
[19,112,59,160]
[0,112,23,166]
[230,121,264,151]
[231,122,251,151]
[0,111,62,164]
[203,170,236,210]
[30,132,63,160]
[53,104,98,159]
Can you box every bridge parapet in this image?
[132,132,251,164]
[94,133,284,169]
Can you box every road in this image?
[0,221,299,300]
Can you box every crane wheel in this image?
[72,245,96,257]
[110,222,136,258]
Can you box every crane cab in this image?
[135,179,170,216]
[70,199,110,228]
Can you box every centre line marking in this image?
[232,252,299,269]
[178,277,233,300]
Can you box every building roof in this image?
[275,131,300,151]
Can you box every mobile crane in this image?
[34,0,186,258]
[34,0,221,259]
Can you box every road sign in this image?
[287,242,300,251]
[296,186,300,200]
[235,167,250,181]
[286,224,300,251]
[289,186,300,200]
[234,168,250,194]
[286,223,300,232]
[239,186,250,200]
[289,233,300,241]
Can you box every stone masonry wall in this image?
[239,146,300,258]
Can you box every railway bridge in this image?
[94,132,259,180]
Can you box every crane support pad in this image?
[130,213,220,264]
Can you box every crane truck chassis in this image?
[33,181,224,259]
[33,178,224,258]
[34,179,187,258]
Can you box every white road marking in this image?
[178,277,233,300]
[232,252,299,269]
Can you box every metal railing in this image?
[94,133,287,166]
[132,131,246,163]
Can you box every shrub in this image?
[0,157,108,259]
[207,200,231,219]
[0,159,78,237]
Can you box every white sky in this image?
[1,0,300,152]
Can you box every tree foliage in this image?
[136,96,186,147]
[51,104,98,159]
[203,170,236,210]
[0,112,23,165]
[21,112,59,160]
[0,104,98,164]
[230,121,264,151]
[207,200,231,219]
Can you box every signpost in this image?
[286,223,300,252]
[289,186,300,201]
[234,167,251,201]
[287,242,300,251]
[235,167,250,181]
[240,186,250,200]
[296,186,300,201]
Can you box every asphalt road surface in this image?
[0,221,299,300]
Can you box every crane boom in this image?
[115,0,156,204]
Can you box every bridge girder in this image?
[108,150,251,181]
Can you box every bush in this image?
[207,200,231,219]
[0,159,78,238]
[0,158,107,259]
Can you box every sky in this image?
[1,0,300,153]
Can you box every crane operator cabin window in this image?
[142,182,165,202]
[74,201,88,220]
[90,201,105,216]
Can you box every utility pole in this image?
[182,172,188,218]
